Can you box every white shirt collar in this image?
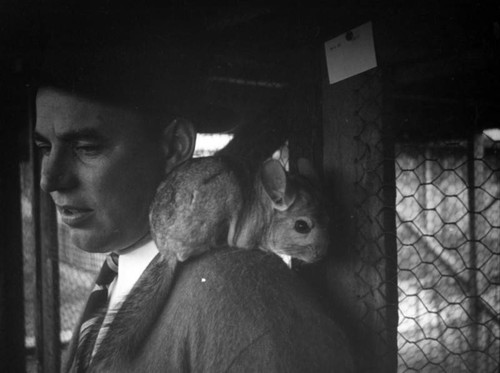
[108,239,159,310]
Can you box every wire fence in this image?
[396,134,499,372]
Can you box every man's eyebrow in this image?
[34,128,108,143]
[34,131,48,143]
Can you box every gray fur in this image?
[150,155,329,264]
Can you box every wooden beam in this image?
[0,73,27,373]
[322,67,398,372]
[30,84,61,373]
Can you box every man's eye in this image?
[35,142,51,156]
[74,144,101,156]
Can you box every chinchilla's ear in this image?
[261,159,296,211]
[297,157,320,184]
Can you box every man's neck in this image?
[114,231,153,255]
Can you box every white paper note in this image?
[324,21,377,84]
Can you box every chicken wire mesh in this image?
[322,4,500,369]
[396,133,499,372]
[373,2,500,371]
[343,71,499,373]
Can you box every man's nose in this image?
[40,150,76,193]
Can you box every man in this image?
[35,7,353,373]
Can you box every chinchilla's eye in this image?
[294,219,312,234]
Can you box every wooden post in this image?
[0,73,28,373]
[467,131,481,372]
[322,64,398,372]
[29,84,61,373]
[381,78,399,372]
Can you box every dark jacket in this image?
[65,247,353,372]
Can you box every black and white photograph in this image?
[1,1,498,372]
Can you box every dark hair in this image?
[37,7,206,123]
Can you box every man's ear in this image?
[161,118,197,173]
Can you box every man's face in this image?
[35,88,166,253]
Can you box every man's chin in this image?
[72,242,112,254]
[69,230,151,254]
[69,232,115,254]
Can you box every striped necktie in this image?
[75,253,118,372]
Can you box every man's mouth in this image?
[56,205,94,227]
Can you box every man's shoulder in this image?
[182,247,291,279]
[163,247,354,372]
[176,247,309,302]
[170,247,333,329]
